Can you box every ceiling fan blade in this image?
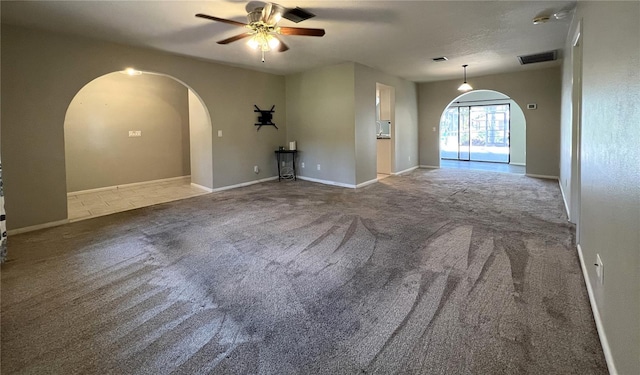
[278,26,325,37]
[275,36,289,52]
[195,13,247,27]
[261,3,285,25]
[217,32,253,45]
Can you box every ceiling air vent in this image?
[283,7,316,23]
[518,50,557,65]
[432,57,448,62]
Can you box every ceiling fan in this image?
[532,5,575,24]
[196,2,325,62]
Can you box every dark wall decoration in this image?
[254,105,278,131]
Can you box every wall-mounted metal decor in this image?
[254,105,278,131]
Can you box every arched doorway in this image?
[63,70,213,221]
[439,90,526,173]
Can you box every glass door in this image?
[440,104,510,163]
[458,106,470,160]
[469,104,510,163]
[440,107,458,160]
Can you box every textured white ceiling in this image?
[0,1,575,82]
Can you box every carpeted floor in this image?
[1,168,607,374]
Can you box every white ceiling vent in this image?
[518,50,557,65]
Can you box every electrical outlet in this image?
[301,162,305,168]
[595,254,604,285]
[254,165,259,173]
[128,130,142,137]
[317,164,321,171]
[218,130,223,137]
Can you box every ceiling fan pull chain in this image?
[261,50,265,63]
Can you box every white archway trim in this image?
[438,89,526,167]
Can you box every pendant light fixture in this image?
[457,64,473,91]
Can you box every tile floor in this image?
[440,159,525,174]
[67,177,210,222]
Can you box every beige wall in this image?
[418,67,561,176]
[354,64,418,184]
[285,63,356,185]
[560,2,640,373]
[285,62,418,187]
[1,25,286,230]
[64,72,190,192]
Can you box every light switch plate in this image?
[595,254,604,285]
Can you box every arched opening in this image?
[63,70,213,221]
[439,89,526,174]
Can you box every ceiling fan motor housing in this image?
[248,8,263,24]
[261,3,285,25]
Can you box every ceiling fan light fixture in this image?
[457,64,473,91]
[247,32,279,52]
[267,34,280,50]
[247,36,260,50]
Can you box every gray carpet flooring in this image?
[1,168,607,374]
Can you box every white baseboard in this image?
[68,176,190,196]
[297,176,356,189]
[419,165,439,169]
[576,244,618,375]
[392,166,419,176]
[211,176,278,192]
[558,180,571,221]
[525,173,559,180]
[7,219,69,235]
[190,183,214,193]
[298,176,377,189]
[356,178,378,188]
[509,162,526,166]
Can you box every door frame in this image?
[570,22,583,240]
